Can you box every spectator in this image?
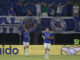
[24,2,35,16]
[8,7,16,16]
[31,2,41,16]
[73,3,79,17]
[10,0,18,14]
[27,9,33,16]
[16,2,26,16]
[48,3,56,16]
[41,2,48,17]
[56,3,63,16]
[62,1,69,16]
[62,2,68,16]
[50,8,55,16]
[36,2,41,16]
[66,2,72,16]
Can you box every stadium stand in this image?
[0,0,80,45]
[0,0,73,16]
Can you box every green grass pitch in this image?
[0,55,80,60]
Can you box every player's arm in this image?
[48,34,53,39]
[29,37,30,40]
[42,35,45,40]
[48,36,53,39]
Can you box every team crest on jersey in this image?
[50,17,66,33]
[22,17,38,32]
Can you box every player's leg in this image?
[44,43,48,58]
[47,43,51,58]
[24,47,26,53]
[26,42,29,56]
[23,42,27,53]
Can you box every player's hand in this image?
[42,35,45,40]
[29,37,30,40]
[43,37,45,40]
[48,37,50,39]
[48,37,52,39]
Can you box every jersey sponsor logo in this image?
[0,46,19,55]
[50,17,66,32]
[61,46,80,55]
[22,17,38,32]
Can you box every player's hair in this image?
[46,27,50,30]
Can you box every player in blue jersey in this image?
[42,27,53,59]
[19,28,30,56]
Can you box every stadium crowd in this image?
[8,0,80,17]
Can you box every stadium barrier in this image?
[0,16,80,34]
[0,45,80,55]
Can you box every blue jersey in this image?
[8,9,15,16]
[22,32,30,42]
[43,32,53,43]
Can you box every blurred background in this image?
[0,0,80,45]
